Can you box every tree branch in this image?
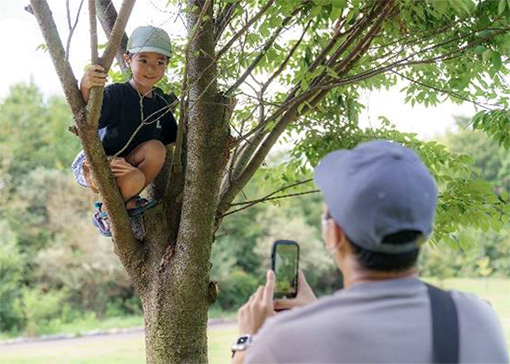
[214,1,238,43]
[236,1,388,154]
[88,0,135,130]
[223,189,320,217]
[98,0,135,70]
[230,178,313,206]
[313,26,510,94]
[65,0,85,62]
[217,1,396,216]
[29,0,84,117]
[225,5,305,96]
[89,0,98,63]
[95,0,128,72]
[29,0,143,277]
[217,0,275,59]
[392,70,495,111]
[261,20,312,94]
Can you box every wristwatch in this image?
[231,334,252,357]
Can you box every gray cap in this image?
[127,26,172,58]
[314,140,438,254]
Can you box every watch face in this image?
[232,335,252,353]
[237,336,249,345]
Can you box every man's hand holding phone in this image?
[274,270,317,310]
[237,270,318,337]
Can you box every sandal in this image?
[124,196,157,217]
[93,196,157,220]
[92,210,112,237]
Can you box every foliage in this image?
[443,116,510,194]
[0,84,137,332]
[0,82,81,181]
[0,221,24,332]
[215,270,259,310]
[15,285,68,337]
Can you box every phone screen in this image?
[272,241,299,299]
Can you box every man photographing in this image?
[232,140,509,363]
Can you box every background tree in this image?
[25,0,510,362]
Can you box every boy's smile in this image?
[125,52,168,96]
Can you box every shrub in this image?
[16,286,68,337]
[217,270,259,311]
[0,221,24,332]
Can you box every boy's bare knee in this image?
[118,169,145,199]
[147,140,166,163]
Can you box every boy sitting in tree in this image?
[72,25,178,237]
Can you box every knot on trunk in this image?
[208,281,220,305]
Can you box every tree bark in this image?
[139,0,228,362]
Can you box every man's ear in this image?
[335,224,349,253]
[325,220,344,254]
[123,54,131,65]
[330,222,349,253]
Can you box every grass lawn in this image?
[423,277,510,352]
[0,326,238,364]
[1,278,508,363]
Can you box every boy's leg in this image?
[84,158,145,202]
[109,157,146,202]
[125,140,166,189]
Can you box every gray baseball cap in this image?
[127,26,172,58]
[314,140,438,254]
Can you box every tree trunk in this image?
[137,0,228,362]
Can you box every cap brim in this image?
[128,46,172,58]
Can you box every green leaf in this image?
[330,6,342,20]
[309,4,323,18]
[35,43,47,52]
[433,0,449,15]
[498,0,507,14]
[331,0,347,8]
[492,52,502,70]
[474,45,487,54]
[482,49,493,62]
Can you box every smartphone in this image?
[271,240,300,299]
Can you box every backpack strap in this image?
[426,284,460,364]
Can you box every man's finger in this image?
[254,286,264,302]
[263,270,275,304]
[248,289,259,304]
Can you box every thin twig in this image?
[217,0,275,59]
[65,0,85,62]
[392,70,495,111]
[230,178,313,206]
[261,19,312,94]
[225,4,308,96]
[214,2,238,43]
[223,190,320,217]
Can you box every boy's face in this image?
[125,52,168,93]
